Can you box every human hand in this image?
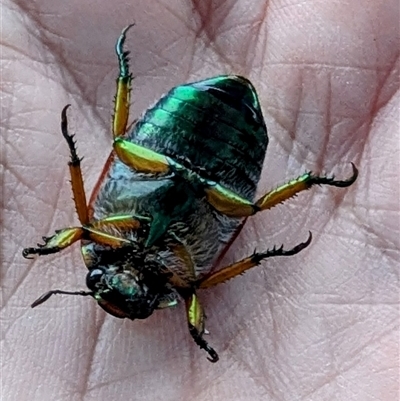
[2,1,398,400]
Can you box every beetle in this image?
[23,25,358,362]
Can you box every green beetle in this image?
[23,25,358,362]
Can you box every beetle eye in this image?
[86,268,105,291]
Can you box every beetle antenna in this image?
[31,290,93,308]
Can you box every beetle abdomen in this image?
[130,75,268,200]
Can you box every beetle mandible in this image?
[23,25,358,362]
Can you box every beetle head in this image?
[86,267,159,320]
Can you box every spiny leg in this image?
[113,24,134,139]
[61,105,89,225]
[22,226,134,259]
[111,25,171,174]
[198,232,312,289]
[185,293,219,362]
[254,163,358,212]
[203,163,358,217]
[22,214,144,259]
[22,227,84,259]
[22,105,90,258]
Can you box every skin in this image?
[2,1,399,400]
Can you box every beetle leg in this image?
[84,227,134,247]
[91,213,149,230]
[112,25,172,175]
[203,181,254,216]
[113,24,134,139]
[23,106,91,258]
[78,214,146,247]
[22,226,129,259]
[22,215,144,259]
[22,227,84,259]
[185,293,219,362]
[113,138,171,174]
[198,232,312,289]
[204,163,358,217]
[254,163,358,213]
[84,214,146,247]
[61,105,89,225]
[166,235,197,288]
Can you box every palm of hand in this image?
[2,1,398,400]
